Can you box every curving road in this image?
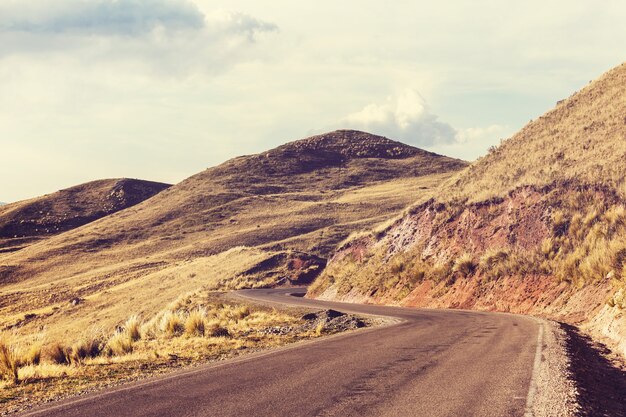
[20,288,541,417]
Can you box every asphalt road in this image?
[21,288,541,417]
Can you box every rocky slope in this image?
[0,130,467,342]
[309,63,626,358]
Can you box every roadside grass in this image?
[0,292,352,415]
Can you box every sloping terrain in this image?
[0,130,467,342]
[309,63,626,357]
[0,178,170,253]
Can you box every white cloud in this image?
[0,1,277,75]
[0,0,205,35]
[427,124,514,161]
[455,125,510,144]
[339,90,456,147]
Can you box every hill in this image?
[449,62,626,202]
[309,64,626,357]
[0,178,170,253]
[0,130,467,342]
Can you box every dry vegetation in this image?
[0,131,464,349]
[0,291,353,415]
[312,186,626,302]
[0,178,169,253]
[443,62,626,203]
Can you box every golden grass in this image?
[452,253,476,277]
[0,291,352,414]
[107,330,134,356]
[0,336,21,384]
[443,63,626,203]
[184,309,206,337]
[0,169,457,348]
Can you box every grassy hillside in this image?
[309,64,626,357]
[0,178,170,253]
[447,62,626,202]
[0,130,466,345]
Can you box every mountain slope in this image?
[449,62,626,202]
[0,130,467,342]
[0,178,171,239]
[309,64,626,357]
[0,178,170,253]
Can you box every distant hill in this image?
[0,130,467,342]
[310,64,626,357]
[0,178,170,243]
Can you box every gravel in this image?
[529,320,581,417]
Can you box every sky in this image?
[1,0,625,203]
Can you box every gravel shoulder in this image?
[531,320,626,417]
[528,320,580,417]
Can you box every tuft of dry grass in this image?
[160,311,185,337]
[206,321,230,338]
[22,342,42,366]
[45,342,70,365]
[452,253,476,277]
[184,309,206,337]
[69,333,104,364]
[106,330,134,356]
[125,316,142,342]
[0,336,21,384]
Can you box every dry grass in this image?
[0,291,353,415]
[452,253,476,277]
[0,336,21,384]
[184,309,206,337]
[107,330,134,356]
[445,63,626,203]
[0,160,459,347]
[45,342,70,365]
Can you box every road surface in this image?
[21,288,541,417]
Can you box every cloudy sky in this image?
[1,0,625,202]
